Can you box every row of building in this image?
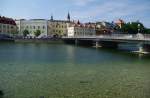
[15,13,72,38]
[0,14,125,38]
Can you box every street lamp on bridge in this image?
[138,23,141,34]
[137,23,144,39]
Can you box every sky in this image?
[0,0,150,28]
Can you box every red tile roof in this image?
[0,16,16,25]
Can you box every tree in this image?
[34,30,41,37]
[120,22,145,34]
[23,29,29,37]
[145,28,150,34]
[12,31,19,37]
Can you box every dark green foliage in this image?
[144,28,150,34]
[120,22,145,34]
[34,30,41,37]
[12,31,19,37]
[23,29,29,37]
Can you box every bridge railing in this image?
[99,34,150,40]
[62,34,150,41]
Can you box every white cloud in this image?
[71,2,125,20]
[71,0,150,23]
[68,0,96,6]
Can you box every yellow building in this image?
[47,13,71,37]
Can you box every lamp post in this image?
[138,23,140,34]
[137,23,144,40]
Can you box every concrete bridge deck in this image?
[63,34,150,41]
[62,34,150,53]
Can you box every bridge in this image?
[62,34,150,54]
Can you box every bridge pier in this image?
[95,41,99,48]
[138,43,144,53]
[93,40,102,48]
[135,43,147,53]
[139,45,144,53]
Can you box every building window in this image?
[38,26,40,29]
[43,26,45,29]
[3,25,6,28]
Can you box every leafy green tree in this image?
[23,29,29,37]
[34,30,41,37]
[144,28,150,34]
[120,22,145,34]
[12,31,19,37]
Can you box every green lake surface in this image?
[0,43,150,98]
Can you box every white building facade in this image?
[15,19,48,37]
[67,23,96,37]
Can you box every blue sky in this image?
[0,0,150,27]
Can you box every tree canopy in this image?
[23,29,29,37]
[34,30,41,37]
[120,22,149,34]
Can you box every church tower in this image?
[67,12,70,21]
[51,14,53,21]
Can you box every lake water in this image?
[0,43,150,98]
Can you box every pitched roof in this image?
[0,16,16,25]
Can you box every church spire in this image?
[77,20,80,24]
[67,12,70,21]
[51,14,53,21]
